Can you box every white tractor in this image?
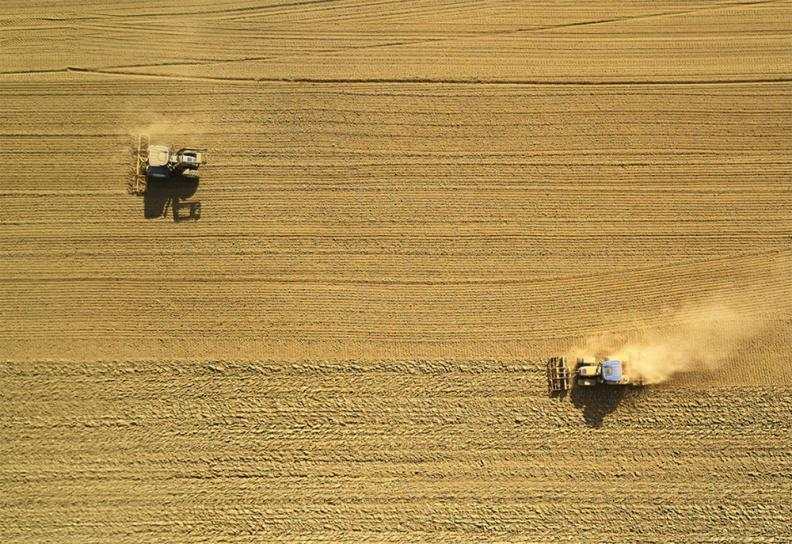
[546,356,642,394]
[145,144,204,180]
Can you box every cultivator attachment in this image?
[129,134,149,196]
[546,356,570,394]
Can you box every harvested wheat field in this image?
[2,1,792,542]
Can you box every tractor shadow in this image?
[570,385,644,428]
[143,176,199,219]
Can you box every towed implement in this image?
[546,356,642,394]
[546,356,571,394]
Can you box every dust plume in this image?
[568,300,768,384]
[125,117,193,139]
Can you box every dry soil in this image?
[1,1,791,542]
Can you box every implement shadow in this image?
[549,389,569,400]
[143,176,199,219]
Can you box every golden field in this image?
[1,1,791,542]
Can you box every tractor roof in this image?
[148,145,170,167]
[601,359,623,382]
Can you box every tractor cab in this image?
[173,149,202,164]
[600,359,625,384]
[146,144,172,179]
[170,148,203,177]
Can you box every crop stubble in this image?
[1,1,791,542]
